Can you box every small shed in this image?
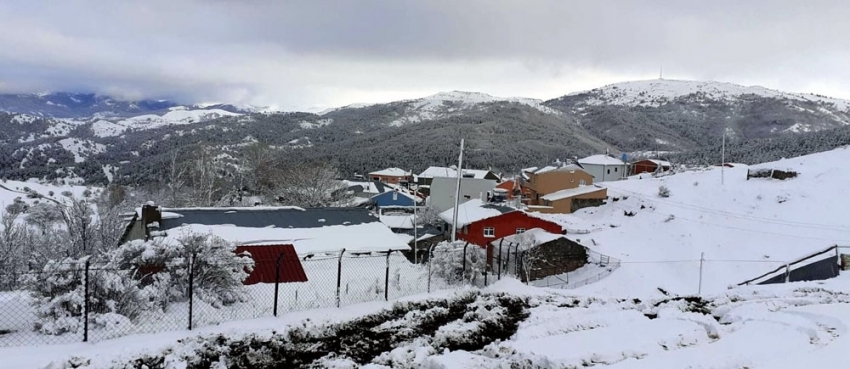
[234,244,308,284]
[631,159,671,175]
[490,228,588,283]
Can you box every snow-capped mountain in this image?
[560,79,850,111]
[324,90,559,126]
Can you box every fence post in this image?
[83,258,90,343]
[336,248,345,308]
[462,242,469,282]
[484,270,488,286]
[274,252,284,317]
[497,239,504,279]
[784,263,790,283]
[427,244,437,293]
[384,250,392,301]
[188,253,195,330]
[698,252,704,296]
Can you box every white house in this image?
[428,176,497,213]
[577,155,627,182]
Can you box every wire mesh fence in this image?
[3,243,841,347]
[0,246,492,348]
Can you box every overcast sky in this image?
[1,1,848,111]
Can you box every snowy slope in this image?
[12,278,850,368]
[96,107,242,136]
[544,146,850,297]
[566,79,850,110]
[0,179,97,208]
[387,91,559,126]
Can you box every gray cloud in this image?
[1,0,849,109]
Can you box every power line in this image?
[609,200,850,243]
[604,185,850,232]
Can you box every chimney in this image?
[140,202,162,241]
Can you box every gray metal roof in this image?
[158,207,378,230]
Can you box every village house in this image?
[369,168,412,185]
[631,159,672,175]
[525,164,592,202]
[495,178,531,202]
[577,155,628,182]
[416,166,501,187]
[428,176,497,213]
[489,228,588,283]
[370,188,421,209]
[120,205,409,285]
[537,185,608,214]
[437,199,563,248]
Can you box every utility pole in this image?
[721,130,726,185]
[413,191,418,264]
[451,139,465,243]
[698,252,705,295]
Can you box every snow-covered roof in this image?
[163,222,408,254]
[648,159,672,167]
[541,185,607,202]
[438,199,516,228]
[533,164,586,175]
[152,206,375,230]
[578,155,626,166]
[418,166,494,179]
[369,168,411,177]
[497,228,565,249]
[380,214,415,229]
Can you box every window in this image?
[463,195,471,200]
[607,169,611,174]
[579,179,586,185]
[484,227,495,238]
[516,228,526,234]
[614,167,618,172]
[392,191,398,201]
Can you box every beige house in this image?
[535,185,608,214]
[524,164,607,214]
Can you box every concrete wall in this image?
[429,177,497,213]
[580,164,627,182]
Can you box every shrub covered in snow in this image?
[658,185,671,198]
[23,257,147,335]
[109,232,253,309]
[429,241,487,285]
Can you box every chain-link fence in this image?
[0,245,494,348]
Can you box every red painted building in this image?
[631,159,671,175]
[458,211,563,247]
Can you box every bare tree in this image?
[164,150,189,207]
[271,162,350,207]
[57,198,97,257]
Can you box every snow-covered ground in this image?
[537,146,850,297]
[0,179,97,207]
[7,277,850,369]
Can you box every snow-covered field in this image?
[0,179,97,207]
[6,277,850,368]
[539,146,850,297]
